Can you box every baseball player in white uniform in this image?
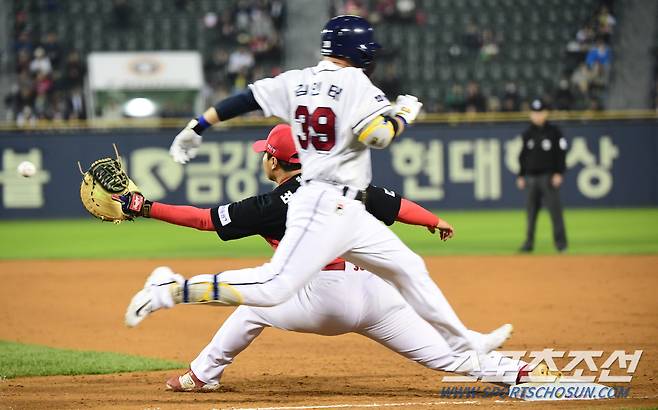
[126,15,512,362]
[118,125,526,391]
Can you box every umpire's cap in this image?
[530,99,550,111]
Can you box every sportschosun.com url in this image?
[440,385,631,399]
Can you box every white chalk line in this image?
[215,394,658,410]
[222,401,481,410]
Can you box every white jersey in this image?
[249,60,391,190]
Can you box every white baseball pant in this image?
[191,263,523,384]
[210,182,481,353]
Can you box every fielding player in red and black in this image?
[516,99,568,253]
[212,175,401,245]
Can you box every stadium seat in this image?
[9,0,605,114]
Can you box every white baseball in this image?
[17,161,37,178]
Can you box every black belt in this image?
[342,186,367,203]
[304,179,366,203]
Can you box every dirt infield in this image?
[1,256,657,409]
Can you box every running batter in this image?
[126,15,511,358]
[119,124,524,391]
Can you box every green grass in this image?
[395,208,658,255]
[1,208,657,259]
[0,340,183,379]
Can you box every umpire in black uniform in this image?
[517,99,568,253]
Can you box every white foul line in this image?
[223,401,480,410]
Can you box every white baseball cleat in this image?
[124,287,155,328]
[481,323,514,353]
[125,266,183,328]
[145,266,184,287]
[166,370,221,392]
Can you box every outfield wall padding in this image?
[0,120,656,219]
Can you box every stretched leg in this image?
[191,306,271,384]
[178,268,520,391]
[191,268,365,384]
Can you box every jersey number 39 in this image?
[294,106,336,152]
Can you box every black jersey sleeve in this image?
[365,185,402,226]
[210,193,288,241]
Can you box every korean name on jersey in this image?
[249,60,392,190]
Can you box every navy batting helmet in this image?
[321,15,381,69]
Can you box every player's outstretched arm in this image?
[358,95,423,149]
[115,190,286,243]
[114,192,215,230]
[170,90,262,164]
[365,186,453,241]
[396,197,454,241]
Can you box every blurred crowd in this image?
[4,0,285,123]
[334,0,616,113]
[564,4,615,110]
[450,2,615,112]
[6,11,87,124]
[451,3,615,113]
[331,0,426,25]
[4,0,622,123]
[197,0,285,108]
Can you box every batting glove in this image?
[112,191,151,218]
[169,119,203,164]
[390,94,423,125]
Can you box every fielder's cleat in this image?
[480,323,514,353]
[516,362,563,384]
[124,287,154,328]
[166,370,220,392]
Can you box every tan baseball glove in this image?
[79,145,140,223]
